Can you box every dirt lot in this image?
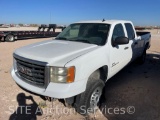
[0,30,160,120]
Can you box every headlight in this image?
[50,66,75,83]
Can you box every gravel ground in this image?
[0,30,160,120]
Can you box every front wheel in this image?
[74,79,105,115]
[5,34,15,42]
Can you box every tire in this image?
[137,49,146,64]
[74,78,105,115]
[5,34,15,42]
[0,37,2,42]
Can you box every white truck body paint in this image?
[11,20,151,98]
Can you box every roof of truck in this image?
[75,20,132,24]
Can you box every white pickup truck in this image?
[11,20,151,114]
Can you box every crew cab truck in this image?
[11,20,151,114]
[0,24,63,42]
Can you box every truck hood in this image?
[14,40,98,66]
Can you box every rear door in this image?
[124,23,139,60]
[110,23,132,76]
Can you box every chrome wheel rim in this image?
[90,87,102,109]
[8,35,14,41]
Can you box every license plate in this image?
[17,64,32,76]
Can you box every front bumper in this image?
[11,67,86,99]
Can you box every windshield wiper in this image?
[55,37,67,40]
[69,39,91,44]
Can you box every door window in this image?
[125,23,135,40]
[112,24,125,46]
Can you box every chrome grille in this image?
[15,57,46,87]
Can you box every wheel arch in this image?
[88,65,108,83]
[145,42,149,50]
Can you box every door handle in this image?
[124,47,129,50]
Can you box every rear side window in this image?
[112,24,125,41]
[125,23,135,40]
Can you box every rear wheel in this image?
[74,78,105,115]
[5,34,15,42]
[137,49,146,64]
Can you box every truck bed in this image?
[136,31,151,49]
[136,31,150,36]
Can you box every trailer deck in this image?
[0,24,64,42]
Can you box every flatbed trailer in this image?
[0,24,64,42]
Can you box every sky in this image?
[0,0,160,26]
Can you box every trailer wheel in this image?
[5,34,15,42]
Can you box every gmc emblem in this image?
[17,65,32,76]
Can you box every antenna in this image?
[50,11,51,24]
[102,18,105,22]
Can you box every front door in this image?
[110,23,132,76]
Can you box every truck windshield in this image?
[55,23,110,46]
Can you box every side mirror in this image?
[114,37,129,46]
